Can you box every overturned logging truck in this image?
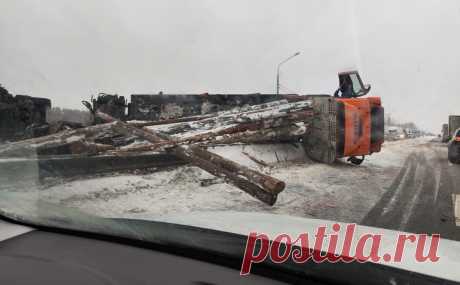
[0,71,384,205]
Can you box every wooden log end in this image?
[264,180,286,194]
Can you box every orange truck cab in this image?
[302,71,384,165]
[335,71,384,164]
[336,96,384,157]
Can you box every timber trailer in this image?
[0,71,385,207]
[111,70,385,165]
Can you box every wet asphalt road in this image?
[361,140,460,241]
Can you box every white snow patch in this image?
[66,135,84,143]
[7,137,435,226]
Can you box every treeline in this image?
[47,107,92,125]
[385,113,419,130]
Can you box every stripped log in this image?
[103,100,312,154]
[113,123,306,154]
[96,111,283,205]
[182,123,307,145]
[170,145,278,205]
[147,100,313,141]
[0,153,184,185]
[0,122,118,157]
[127,114,215,128]
[189,145,284,194]
[0,138,114,157]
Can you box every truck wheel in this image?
[347,156,365,165]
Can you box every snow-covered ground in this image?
[22,137,436,224]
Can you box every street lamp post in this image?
[276,51,300,95]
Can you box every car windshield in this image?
[1,0,460,281]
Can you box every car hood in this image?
[0,191,458,282]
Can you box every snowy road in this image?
[7,137,459,240]
[362,139,460,240]
[26,137,449,228]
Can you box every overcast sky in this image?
[1,0,459,132]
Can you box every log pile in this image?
[120,99,312,152]
[0,99,314,205]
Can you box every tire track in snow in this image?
[362,143,460,240]
[402,152,437,233]
[361,152,418,228]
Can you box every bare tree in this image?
[46,107,92,125]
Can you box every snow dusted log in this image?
[34,152,182,179]
[147,99,314,141]
[95,111,283,205]
[114,123,306,154]
[189,145,285,194]
[188,123,307,145]
[127,114,215,128]
[0,123,117,157]
[104,100,312,154]
[128,98,309,129]
[172,145,278,205]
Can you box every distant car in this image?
[385,126,405,141]
[448,128,460,163]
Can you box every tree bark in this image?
[188,145,285,194]
[128,114,215,127]
[0,123,117,157]
[147,100,313,141]
[96,111,283,205]
[114,123,306,154]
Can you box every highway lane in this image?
[362,140,460,241]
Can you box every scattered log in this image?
[0,122,119,157]
[95,111,283,205]
[189,145,285,194]
[186,123,307,145]
[0,152,184,183]
[1,99,313,205]
[112,100,313,153]
[242,151,270,167]
[128,114,215,128]
[0,139,114,157]
[102,100,312,156]
[147,100,313,141]
[174,145,278,205]
[113,123,306,154]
